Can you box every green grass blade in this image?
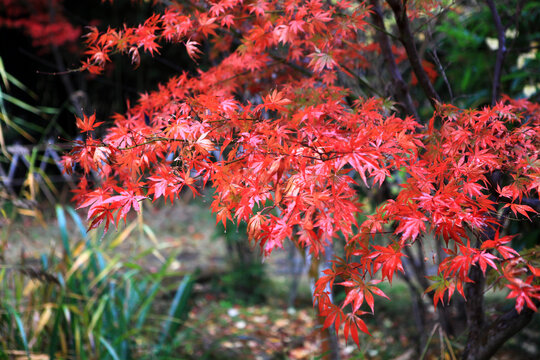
[134,255,175,329]
[107,281,119,328]
[5,73,38,99]
[89,257,121,289]
[89,295,109,334]
[2,93,42,115]
[67,205,102,278]
[47,293,64,359]
[11,115,45,132]
[55,205,72,260]
[134,281,161,329]
[5,303,30,359]
[73,316,82,359]
[67,206,88,241]
[0,111,36,142]
[159,274,193,345]
[0,56,8,89]
[65,250,92,281]
[99,336,120,360]
[96,252,106,272]
[28,147,38,174]
[40,254,48,270]
[0,57,38,99]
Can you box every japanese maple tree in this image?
[63,0,539,358]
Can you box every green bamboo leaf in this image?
[122,273,141,315]
[27,147,38,175]
[95,251,106,271]
[133,247,155,261]
[38,105,58,114]
[1,91,57,115]
[0,57,37,98]
[30,304,53,344]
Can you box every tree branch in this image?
[463,263,486,359]
[429,48,454,101]
[369,0,419,119]
[386,0,441,108]
[48,0,84,118]
[485,0,507,105]
[403,244,455,336]
[462,301,539,360]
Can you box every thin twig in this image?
[429,48,453,101]
[365,21,400,41]
[48,0,84,118]
[369,0,419,119]
[386,0,441,108]
[485,0,507,105]
[412,1,458,35]
[339,63,384,98]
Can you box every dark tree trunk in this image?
[462,304,538,360]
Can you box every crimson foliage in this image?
[59,0,539,356]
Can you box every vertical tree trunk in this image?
[287,242,305,308]
[308,247,340,360]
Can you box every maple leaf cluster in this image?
[63,0,540,347]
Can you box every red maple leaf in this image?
[76,113,103,133]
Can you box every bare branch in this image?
[48,0,84,118]
[369,0,419,119]
[429,48,454,101]
[485,0,507,105]
[386,0,441,108]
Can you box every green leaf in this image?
[99,336,121,360]
[56,205,72,260]
[89,295,109,334]
[5,303,30,359]
[159,274,193,345]
[67,206,88,241]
